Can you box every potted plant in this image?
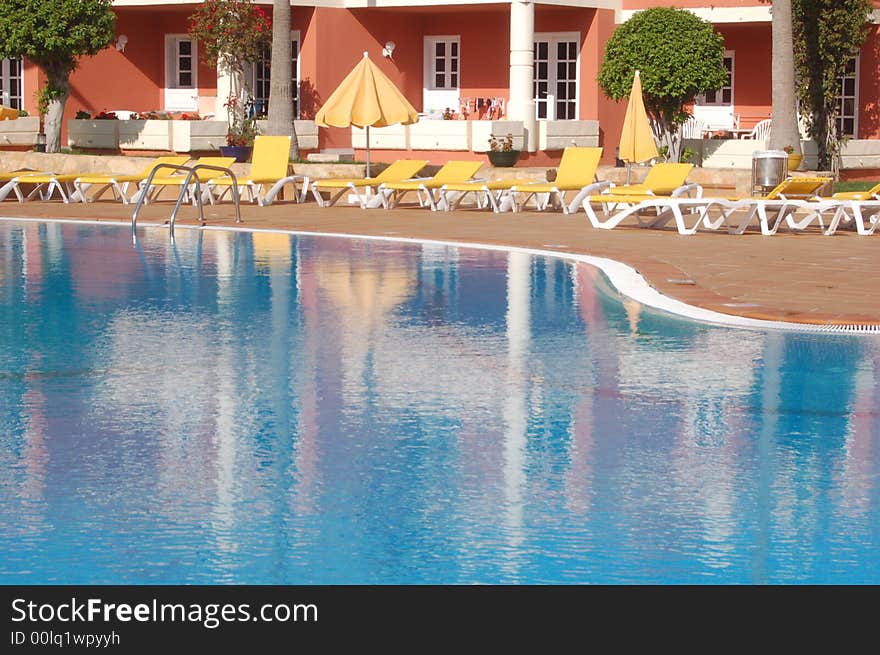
[784,144,803,172]
[487,133,520,167]
[188,0,270,162]
[220,97,259,162]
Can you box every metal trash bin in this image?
[751,150,788,196]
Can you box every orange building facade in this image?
[2,0,878,165]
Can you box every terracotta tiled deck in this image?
[1,198,877,325]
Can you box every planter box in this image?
[294,119,319,150]
[538,120,599,150]
[838,139,880,170]
[170,120,228,152]
[69,118,228,151]
[0,116,40,147]
[118,120,172,150]
[351,124,408,150]
[471,120,525,153]
[254,119,319,150]
[683,138,830,171]
[66,118,318,153]
[685,138,765,169]
[408,120,471,151]
[68,119,118,149]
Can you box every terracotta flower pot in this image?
[788,154,803,172]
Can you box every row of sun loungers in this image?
[0,137,307,207]
[299,148,877,236]
[1,140,877,235]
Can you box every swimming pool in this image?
[1,220,878,584]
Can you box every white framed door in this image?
[533,33,579,121]
[423,36,460,116]
[836,55,859,138]
[248,31,300,118]
[164,35,198,111]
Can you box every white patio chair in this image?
[741,118,771,140]
[680,116,708,139]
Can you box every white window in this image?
[836,56,858,138]
[701,51,734,106]
[166,35,197,89]
[534,33,579,120]
[423,36,460,115]
[0,57,24,109]
[426,37,459,90]
[248,32,300,118]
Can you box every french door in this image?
[1,57,24,109]
[836,56,859,138]
[533,35,578,120]
[251,34,300,118]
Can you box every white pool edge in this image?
[3,216,878,335]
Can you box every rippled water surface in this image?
[1,221,879,584]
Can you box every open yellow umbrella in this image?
[316,52,419,177]
[618,70,659,183]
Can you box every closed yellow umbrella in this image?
[618,70,659,182]
[316,52,419,176]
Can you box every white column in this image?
[509,0,536,152]
[215,61,234,120]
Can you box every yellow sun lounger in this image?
[826,181,880,201]
[582,176,832,236]
[808,198,880,235]
[574,162,698,227]
[719,176,833,235]
[378,160,484,210]
[581,186,712,234]
[0,172,82,202]
[508,147,605,214]
[768,179,878,236]
[207,135,308,206]
[0,170,51,202]
[310,159,428,208]
[605,162,695,197]
[72,156,190,204]
[438,178,538,212]
[135,156,237,204]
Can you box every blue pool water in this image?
[1,220,878,584]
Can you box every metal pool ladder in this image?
[131,162,241,235]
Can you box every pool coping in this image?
[4,215,878,336]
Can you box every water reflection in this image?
[0,222,878,584]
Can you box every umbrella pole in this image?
[626,163,632,185]
[365,125,371,179]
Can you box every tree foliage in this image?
[0,0,115,74]
[598,7,727,162]
[188,0,270,75]
[189,0,271,147]
[792,0,871,170]
[0,0,116,152]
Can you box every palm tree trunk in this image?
[768,0,802,155]
[267,0,300,159]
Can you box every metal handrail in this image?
[131,162,241,234]
[131,162,191,229]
